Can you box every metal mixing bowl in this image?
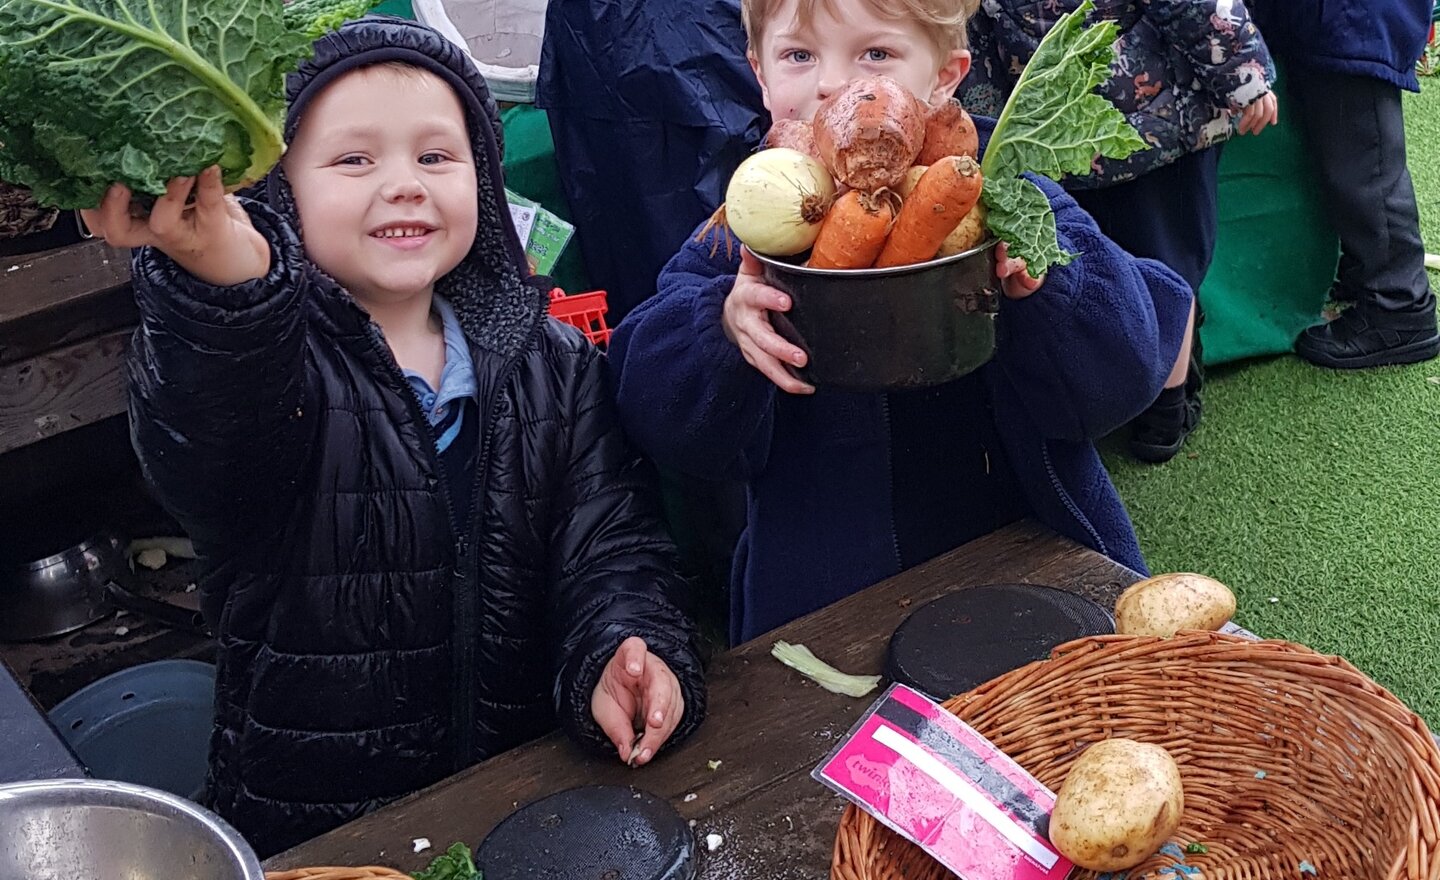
[754,240,1001,391]
[0,533,121,642]
[0,779,264,880]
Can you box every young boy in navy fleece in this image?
[607,0,1193,644]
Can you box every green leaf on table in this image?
[980,175,1076,272]
[411,842,483,880]
[978,0,1146,274]
[0,0,369,209]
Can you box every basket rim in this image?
[263,867,409,880]
[967,631,1440,742]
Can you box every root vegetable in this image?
[1114,573,1237,637]
[874,155,984,268]
[813,76,926,192]
[936,201,989,256]
[918,99,980,165]
[807,189,900,270]
[764,120,822,162]
[896,165,928,199]
[697,148,835,257]
[1050,739,1184,872]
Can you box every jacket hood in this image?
[259,15,544,357]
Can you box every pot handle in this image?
[103,577,211,637]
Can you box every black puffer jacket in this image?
[126,17,706,858]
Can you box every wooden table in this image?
[0,239,134,458]
[267,521,1138,878]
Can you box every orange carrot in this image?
[813,76,927,192]
[807,189,899,270]
[917,100,980,165]
[874,156,984,268]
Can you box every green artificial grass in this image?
[1105,78,1440,724]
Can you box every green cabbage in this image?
[0,0,370,209]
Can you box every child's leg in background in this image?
[1285,68,1439,368]
[1070,147,1223,462]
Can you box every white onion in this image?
[722,148,835,257]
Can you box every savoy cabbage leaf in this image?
[411,843,483,880]
[0,0,370,209]
[978,0,1147,273]
[981,176,1075,274]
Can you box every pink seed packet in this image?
[814,683,1073,880]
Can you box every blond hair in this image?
[742,0,979,54]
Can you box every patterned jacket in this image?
[960,0,1275,187]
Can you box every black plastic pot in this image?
[754,240,1001,391]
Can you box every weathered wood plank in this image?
[0,329,129,456]
[266,523,1136,875]
[0,239,130,325]
[0,241,135,367]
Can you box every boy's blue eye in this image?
[866,48,891,62]
[785,50,813,63]
[419,153,446,166]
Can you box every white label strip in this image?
[872,723,1060,870]
[1220,621,1260,641]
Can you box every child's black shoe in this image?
[1295,304,1440,369]
[1128,385,1200,464]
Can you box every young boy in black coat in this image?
[81,17,706,857]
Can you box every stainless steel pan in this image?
[0,532,208,642]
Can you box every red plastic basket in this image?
[546,288,612,347]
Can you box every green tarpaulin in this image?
[1198,69,1338,364]
[370,0,413,17]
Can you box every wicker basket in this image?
[832,632,1440,879]
[265,868,409,880]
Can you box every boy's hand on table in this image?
[79,166,270,288]
[591,636,685,767]
[995,242,1044,299]
[722,248,815,395]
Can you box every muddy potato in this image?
[1114,572,1236,637]
[897,164,928,198]
[937,201,988,256]
[1050,739,1184,872]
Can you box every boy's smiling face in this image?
[749,0,971,122]
[284,65,478,308]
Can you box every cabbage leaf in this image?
[979,0,1147,273]
[0,0,369,208]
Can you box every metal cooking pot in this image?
[0,532,208,643]
[0,778,264,880]
[754,240,1001,391]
